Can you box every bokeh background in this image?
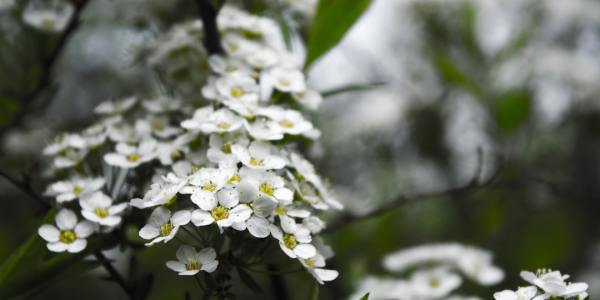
[2,0,600,299]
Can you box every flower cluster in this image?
[494,269,588,300]
[352,243,504,299]
[37,5,339,285]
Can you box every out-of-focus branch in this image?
[325,150,499,233]
[0,169,51,210]
[94,251,136,300]
[0,0,90,140]
[196,0,224,54]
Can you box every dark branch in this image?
[324,154,501,233]
[94,251,136,299]
[0,0,90,140]
[0,170,51,210]
[196,0,224,54]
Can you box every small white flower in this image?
[245,48,279,69]
[139,207,191,246]
[200,109,244,134]
[79,192,127,227]
[215,74,259,103]
[104,139,158,168]
[166,245,219,275]
[257,106,314,135]
[191,188,252,228]
[186,167,233,208]
[292,89,322,110]
[38,209,95,253]
[23,0,74,32]
[494,286,538,300]
[266,67,306,93]
[243,119,284,141]
[232,141,286,170]
[270,222,316,259]
[130,163,190,208]
[520,270,588,299]
[208,55,252,76]
[43,133,87,156]
[45,177,105,203]
[290,153,343,210]
[206,133,249,167]
[299,253,339,284]
[94,96,137,115]
[409,267,463,299]
[239,167,293,204]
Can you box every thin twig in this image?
[0,170,51,210]
[195,0,224,54]
[94,251,136,299]
[0,0,90,140]
[324,154,502,233]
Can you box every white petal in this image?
[75,221,95,238]
[108,203,128,215]
[229,205,252,222]
[179,270,200,276]
[176,245,197,262]
[139,224,159,240]
[493,290,518,300]
[273,188,293,202]
[263,156,286,169]
[67,239,87,253]
[172,210,192,226]
[247,217,270,238]
[56,209,78,230]
[202,260,219,273]
[249,141,270,159]
[314,269,338,283]
[191,190,218,210]
[166,261,187,273]
[101,216,122,227]
[294,244,316,259]
[47,242,68,252]
[191,210,215,226]
[198,247,217,263]
[38,225,60,242]
[217,188,239,208]
[149,207,171,227]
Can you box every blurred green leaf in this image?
[433,53,482,96]
[495,89,531,133]
[0,98,18,126]
[321,81,386,98]
[360,293,370,300]
[309,281,319,300]
[305,0,372,67]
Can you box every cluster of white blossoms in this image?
[352,243,504,299]
[494,269,588,300]
[22,0,74,33]
[38,5,340,285]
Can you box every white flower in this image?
[494,286,538,300]
[130,163,190,208]
[206,133,249,167]
[292,90,322,110]
[409,267,463,299]
[290,153,343,210]
[270,222,316,259]
[139,207,191,246]
[257,106,314,135]
[299,253,339,284]
[23,0,74,32]
[94,96,137,115]
[243,119,284,141]
[232,141,286,170]
[142,96,182,113]
[239,167,293,204]
[45,177,105,203]
[215,74,259,103]
[266,67,306,93]
[79,192,128,227]
[520,270,588,299]
[43,133,87,156]
[186,167,233,208]
[201,109,244,134]
[208,55,252,76]
[191,188,252,228]
[38,209,95,253]
[245,48,279,69]
[166,245,219,275]
[104,139,158,168]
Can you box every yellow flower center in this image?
[186,261,201,271]
[222,142,232,154]
[227,174,241,185]
[73,186,83,196]
[304,258,315,268]
[201,183,217,192]
[160,222,174,237]
[279,120,294,128]
[430,278,440,287]
[279,79,291,87]
[250,158,263,166]
[59,230,77,244]
[151,120,164,130]
[225,65,237,73]
[259,182,274,196]
[275,206,286,216]
[230,87,245,98]
[94,208,109,218]
[164,195,177,207]
[217,122,230,130]
[211,206,229,221]
[171,150,183,160]
[283,234,297,249]
[127,153,139,162]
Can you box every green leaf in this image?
[305,0,373,67]
[359,293,370,300]
[309,281,319,300]
[433,53,482,96]
[321,81,386,98]
[495,89,531,133]
[237,267,264,294]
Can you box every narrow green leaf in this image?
[495,89,531,134]
[321,81,386,98]
[237,267,264,294]
[305,0,373,67]
[309,281,319,300]
[359,293,370,300]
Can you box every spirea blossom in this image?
[494,269,589,300]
